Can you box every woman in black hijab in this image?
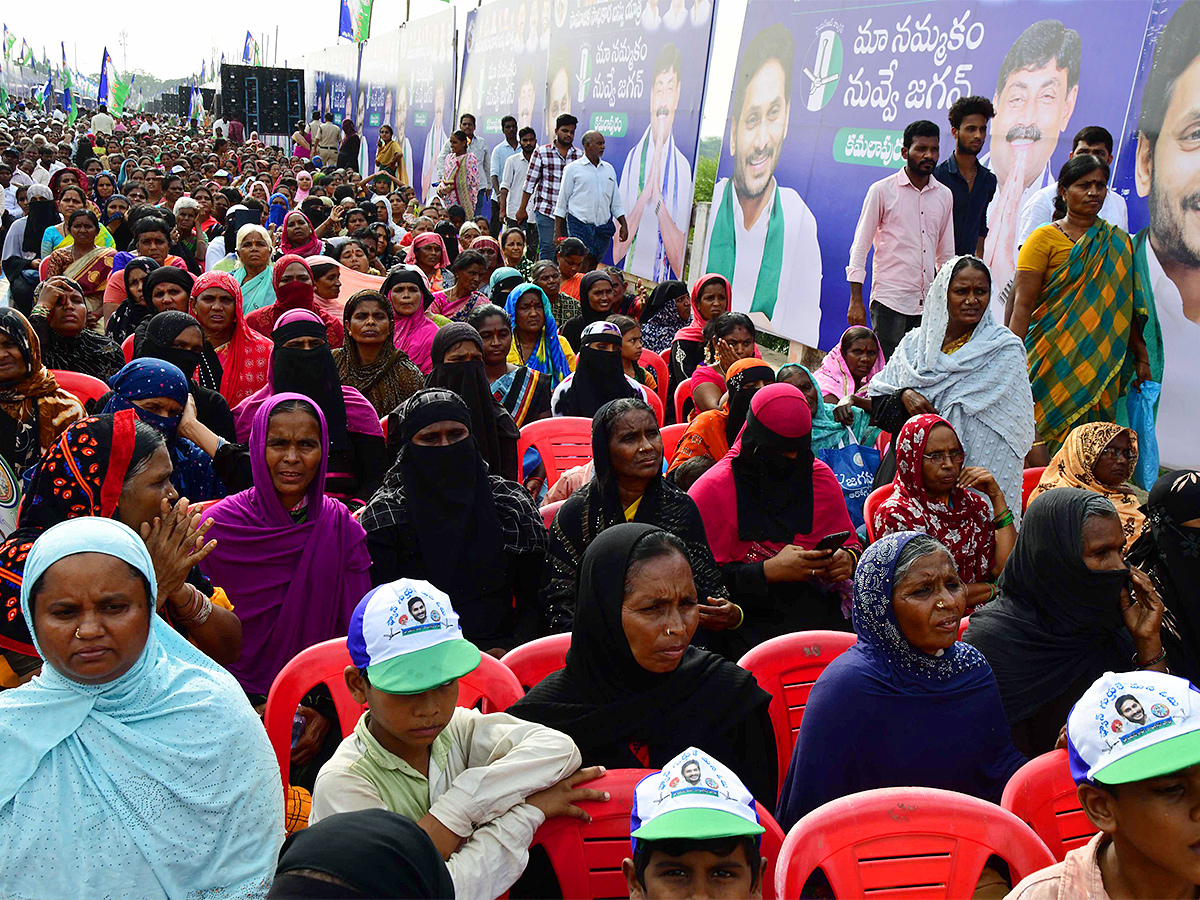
[136,310,235,441]
[1128,471,1200,685]
[267,808,454,899]
[964,488,1168,756]
[422,322,520,481]
[105,256,160,343]
[541,398,735,644]
[434,220,460,268]
[360,388,547,654]
[559,270,617,350]
[550,321,640,418]
[638,279,690,355]
[510,522,776,804]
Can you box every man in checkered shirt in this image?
[517,113,581,261]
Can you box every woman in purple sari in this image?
[200,392,372,786]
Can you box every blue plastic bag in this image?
[817,429,881,529]
[1127,380,1161,489]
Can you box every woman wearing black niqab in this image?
[421,322,520,481]
[361,388,547,652]
[964,487,1168,756]
[550,321,640,418]
[509,522,776,805]
[1126,470,1200,685]
[267,808,454,899]
[134,310,235,440]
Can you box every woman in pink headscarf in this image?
[814,326,886,403]
[405,230,451,292]
[245,254,344,347]
[689,382,860,656]
[190,270,273,409]
[277,210,324,259]
[231,309,386,504]
[382,268,440,374]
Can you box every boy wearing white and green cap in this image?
[1007,671,1200,900]
[310,579,606,900]
[623,747,768,900]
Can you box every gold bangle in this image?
[731,604,745,630]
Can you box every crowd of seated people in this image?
[3,100,1200,900]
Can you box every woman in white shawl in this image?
[867,256,1035,522]
[0,517,283,899]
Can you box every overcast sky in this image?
[8,0,746,136]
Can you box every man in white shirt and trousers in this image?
[613,43,692,281]
[554,131,629,268]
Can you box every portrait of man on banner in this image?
[980,19,1081,313]
[699,23,823,347]
[613,43,693,281]
[1133,0,1200,470]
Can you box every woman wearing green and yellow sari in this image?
[1010,154,1151,460]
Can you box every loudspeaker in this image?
[176,86,216,119]
[219,64,305,136]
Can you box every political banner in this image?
[460,0,550,141]
[542,0,717,281]
[359,8,457,199]
[1108,0,1200,468]
[705,0,1149,350]
[306,42,361,137]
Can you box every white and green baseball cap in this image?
[1068,671,1200,785]
[346,578,481,694]
[630,747,765,847]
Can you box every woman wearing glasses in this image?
[1028,422,1144,551]
[872,415,1016,612]
[867,256,1036,526]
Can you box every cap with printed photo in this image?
[1068,671,1200,785]
[346,578,481,695]
[630,747,765,847]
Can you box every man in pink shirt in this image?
[1007,671,1200,900]
[846,120,954,358]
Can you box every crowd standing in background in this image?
[0,75,1198,900]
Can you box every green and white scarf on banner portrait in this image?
[706,177,785,319]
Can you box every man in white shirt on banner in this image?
[697,23,822,347]
[1132,0,1200,470]
[980,19,1080,317]
[554,131,628,267]
[613,44,692,281]
[421,83,448,203]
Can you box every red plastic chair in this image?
[121,334,134,362]
[264,638,525,790]
[863,483,895,543]
[1022,466,1046,512]
[659,347,672,369]
[1002,749,1095,862]
[643,385,665,426]
[530,768,787,900]
[957,615,970,640]
[51,369,110,408]
[673,376,692,423]
[660,422,687,463]
[540,498,565,530]
[516,417,594,488]
[502,632,571,691]
[193,498,221,514]
[639,347,669,412]
[379,416,388,442]
[738,631,858,801]
[775,787,1056,899]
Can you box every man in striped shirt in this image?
[517,113,581,261]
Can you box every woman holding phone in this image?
[689,383,860,654]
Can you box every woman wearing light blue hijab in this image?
[0,517,283,899]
